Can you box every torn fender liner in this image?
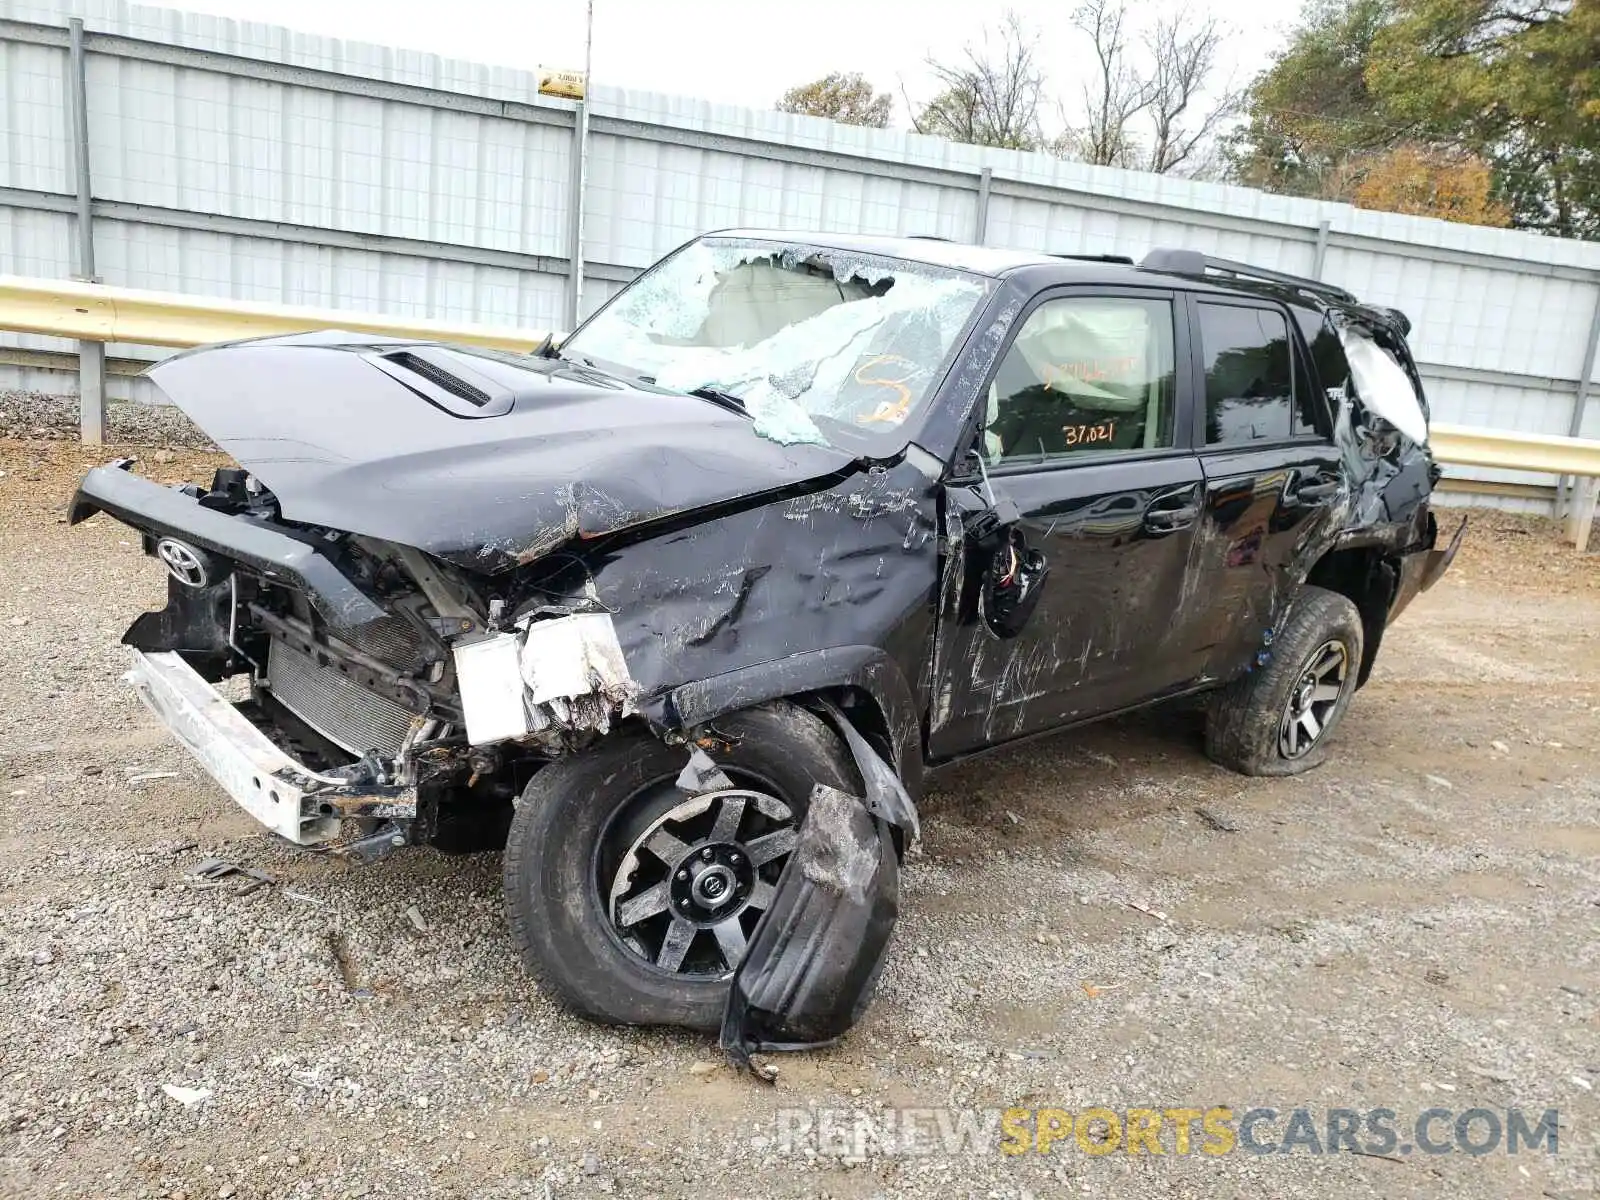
[677,747,736,794]
[719,784,901,1074]
[816,698,921,846]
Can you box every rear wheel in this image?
[502,702,853,1029]
[1205,586,1364,777]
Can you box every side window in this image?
[985,296,1176,464]
[1198,302,1303,444]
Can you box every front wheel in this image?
[1204,586,1365,777]
[501,702,853,1030]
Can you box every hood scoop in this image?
[365,347,516,417]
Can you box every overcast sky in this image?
[161,0,1294,131]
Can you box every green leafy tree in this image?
[1229,0,1600,238]
[776,72,893,128]
[1226,0,1397,199]
[1369,0,1600,237]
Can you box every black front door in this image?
[928,286,1207,759]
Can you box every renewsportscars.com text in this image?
[762,1105,1560,1159]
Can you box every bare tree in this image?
[911,3,1241,174]
[1065,0,1151,167]
[1058,0,1242,175]
[1143,13,1243,175]
[907,12,1045,151]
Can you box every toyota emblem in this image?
[155,538,210,588]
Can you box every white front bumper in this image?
[124,650,386,845]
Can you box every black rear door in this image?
[928,286,1206,758]
[1182,296,1344,683]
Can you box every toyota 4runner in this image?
[70,232,1462,1064]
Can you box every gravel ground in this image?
[0,390,213,448]
[0,437,1596,1199]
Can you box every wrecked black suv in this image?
[71,231,1461,1058]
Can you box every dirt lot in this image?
[0,437,1596,1199]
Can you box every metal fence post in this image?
[67,17,105,444]
[565,100,588,332]
[1311,219,1331,279]
[1565,286,1600,441]
[565,2,594,333]
[973,167,992,246]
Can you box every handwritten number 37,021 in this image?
[1063,420,1116,447]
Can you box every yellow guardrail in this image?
[1429,422,1600,478]
[1429,422,1600,552]
[0,273,1596,547]
[0,274,546,352]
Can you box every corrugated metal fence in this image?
[3,0,1599,509]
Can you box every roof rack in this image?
[1050,252,1135,265]
[1139,248,1357,305]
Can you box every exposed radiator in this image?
[266,638,415,757]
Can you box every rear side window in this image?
[1197,302,1303,444]
[984,295,1177,464]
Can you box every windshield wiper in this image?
[685,385,748,415]
[530,331,562,360]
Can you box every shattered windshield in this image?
[559,237,993,449]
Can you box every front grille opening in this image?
[382,351,492,407]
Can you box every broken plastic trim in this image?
[718,783,900,1077]
[716,707,919,1078]
[452,611,639,744]
[71,463,388,630]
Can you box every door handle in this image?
[1143,495,1200,532]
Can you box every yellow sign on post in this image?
[538,68,587,100]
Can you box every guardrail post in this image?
[973,167,992,246]
[1556,288,1600,521]
[1569,476,1597,552]
[67,17,105,444]
[77,342,105,442]
[1311,219,1331,279]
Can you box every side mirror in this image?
[982,527,1048,638]
[956,449,1049,638]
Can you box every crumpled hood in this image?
[148,331,855,572]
